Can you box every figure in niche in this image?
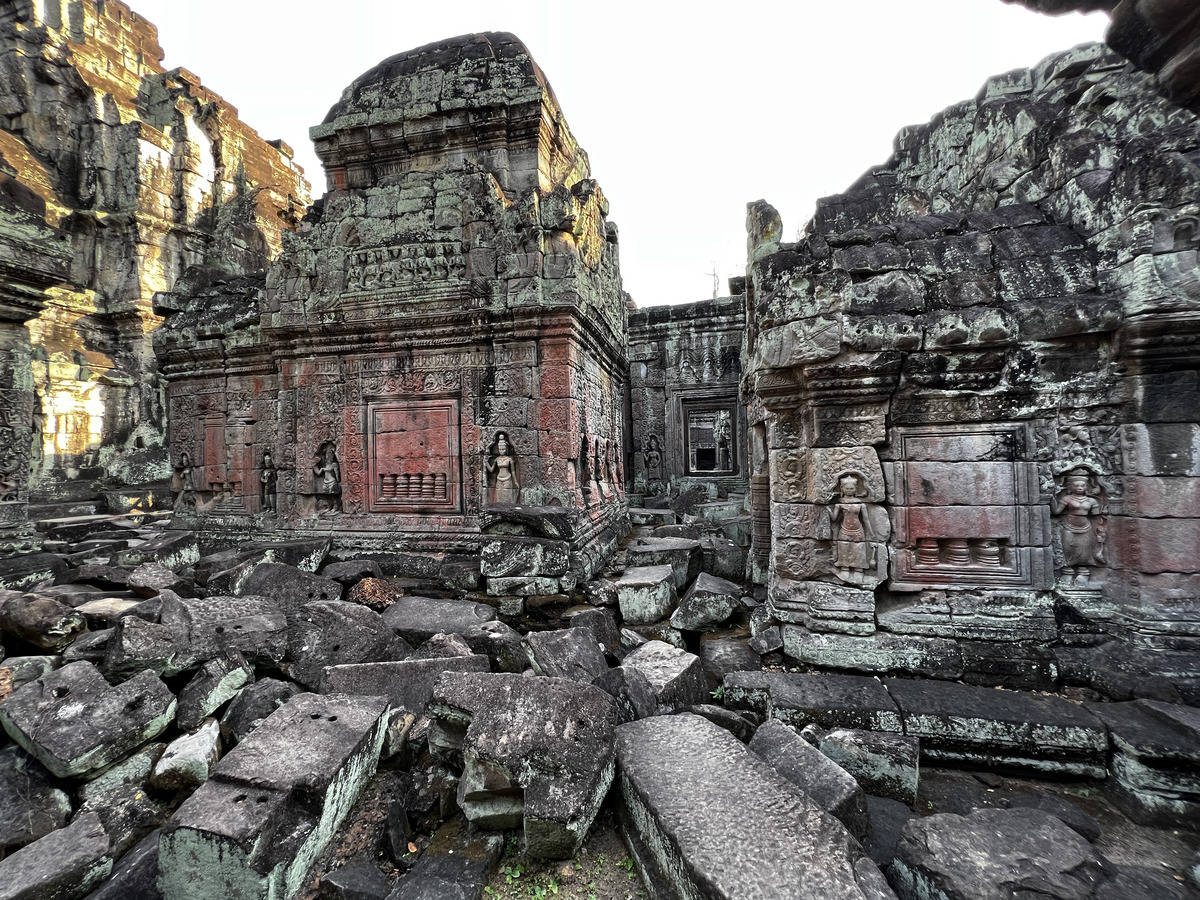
[486,432,520,504]
[643,435,663,473]
[171,451,196,510]
[312,442,342,514]
[827,472,878,584]
[0,465,18,502]
[260,450,278,514]
[713,410,731,470]
[1051,467,1107,588]
[578,436,593,502]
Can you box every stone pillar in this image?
[0,176,72,555]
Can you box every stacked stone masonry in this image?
[744,42,1200,696]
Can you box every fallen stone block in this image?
[381,596,497,645]
[0,810,111,900]
[615,714,894,900]
[176,652,255,732]
[0,662,176,778]
[620,640,706,713]
[81,827,163,900]
[628,508,677,527]
[699,534,747,582]
[891,807,1105,900]
[114,531,199,572]
[320,859,389,900]
[63,628,112,665]
[591,665,657,724]
[684,703,758,743]
[159,692,390,900]
[77,742,165,807]
[243,538,331,573]
[885,679,1107,777]
[58,563,131,590]
[561,605,620,659]
[236,563,343,617]
[783,629,964,680]
[389,816,504,900]
[0,592,88,652]
[75,597,142,630]
[480,535,570,578]
[750,719,870,840]
[151,719,222,791]
[428,672,617,858]
[159,593,287,673]
[0,745,72,854]
[723,671,904,734]
[320,655,489,716]
[486,575,561,597]
[625,537,702,590]
[0,552,68,592]
[819,728,921,807]
[81,777,170,859]
[322,558,384,589]
[671,572,742,631]
[698,634,760,691]
[220,678,302,747]
[102,616,177,681]
[613,565,676,625]
[127,562,192,599]
[1088,699,1200,826]
[524,628,608,683]
[286,600,412,689]
[0,655,60,702]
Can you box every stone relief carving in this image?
[1050,466,1108,589]
[171,451,196,511]
[343,242,466,293]
[486,431,520,505]
[260,450,278,514]
[825,472,888,588]
[642,434,663,473]
[312,441,342,515]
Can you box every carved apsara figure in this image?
[171,451,196,510]
[643,434,663,472]
[260,450,278,514]
[486,431,520,504]
[827,472,877,582]
[313,442,342,514]
[1051,467,1107,587]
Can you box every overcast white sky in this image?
[126,1,1108,306]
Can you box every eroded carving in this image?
[486,432,520,505]
[1051,467,1108,589]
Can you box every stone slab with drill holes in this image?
[0,661,176,779]
[615,714,896,900]
[158,692,390,900]
[320,654,490,716]
[722,671,904,734]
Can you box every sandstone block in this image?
[0,662,175,779]
[671,572,741,631]
[159,693,390,900]
[620,640,706,713]
[524,628,608,683]
[819,728,921,807]
[613,565,676,625]
[428,672,617,858]
[381,595,497,645]
[624,537,701,590]
[319,655,489,716]
[0,810,111,900]
[0,593,87,652]
[286,600,412,690]
[0,746,71,855]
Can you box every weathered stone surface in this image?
[322,559,384,589]
[151,719,222,791]
[0,655,59,702]
[320,655,489,715]
[480,536,570,578]
[671,572,741,631]
[619,640,706,713]
[74,598,140,630]
[615,714,893,899]
[82,827,163,900]
[176,653,254,732]
[159,693,390,900]
[698,634,760,692]
[0,554,68,593]
[0,592,87,651]
[784,629,964,680]
[0,810,111,900]
[321,860,389,900]
[524,628,608,683]
[82,778,170,859]
[102,616,177,681]
[127,563,190,599]
[287,600,413,689]
[219,678,303,747]
[613,565,676,626]
[0,746,71,854]
[0,662,175,778]
[389,817,504,900]
[819,728,921,807]
[158,593,288,673]
[236,563,343,617]
[428,672,617,858]
[891,807,1106,900]
[724,672,904,734]
[591,665,657,725]
[115,532,199,572]
[886,679,1107,777]
[77,742,165,807]
[750,719,870,840]
[625,538,702,590]
[1088,699,1200,825]
[381,596,497,645]
[561,605,620,659]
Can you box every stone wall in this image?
[744,43,1200,699]
[0,0,309,505]
[157,34,629,581]
[627,294,748,500]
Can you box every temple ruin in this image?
[0,2,1199,899]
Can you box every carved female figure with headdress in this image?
[313,442,342,514]
[486,432,520,504]
[1051,467,1107,587]
[260,450,278,514]
[827,472,877,581]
